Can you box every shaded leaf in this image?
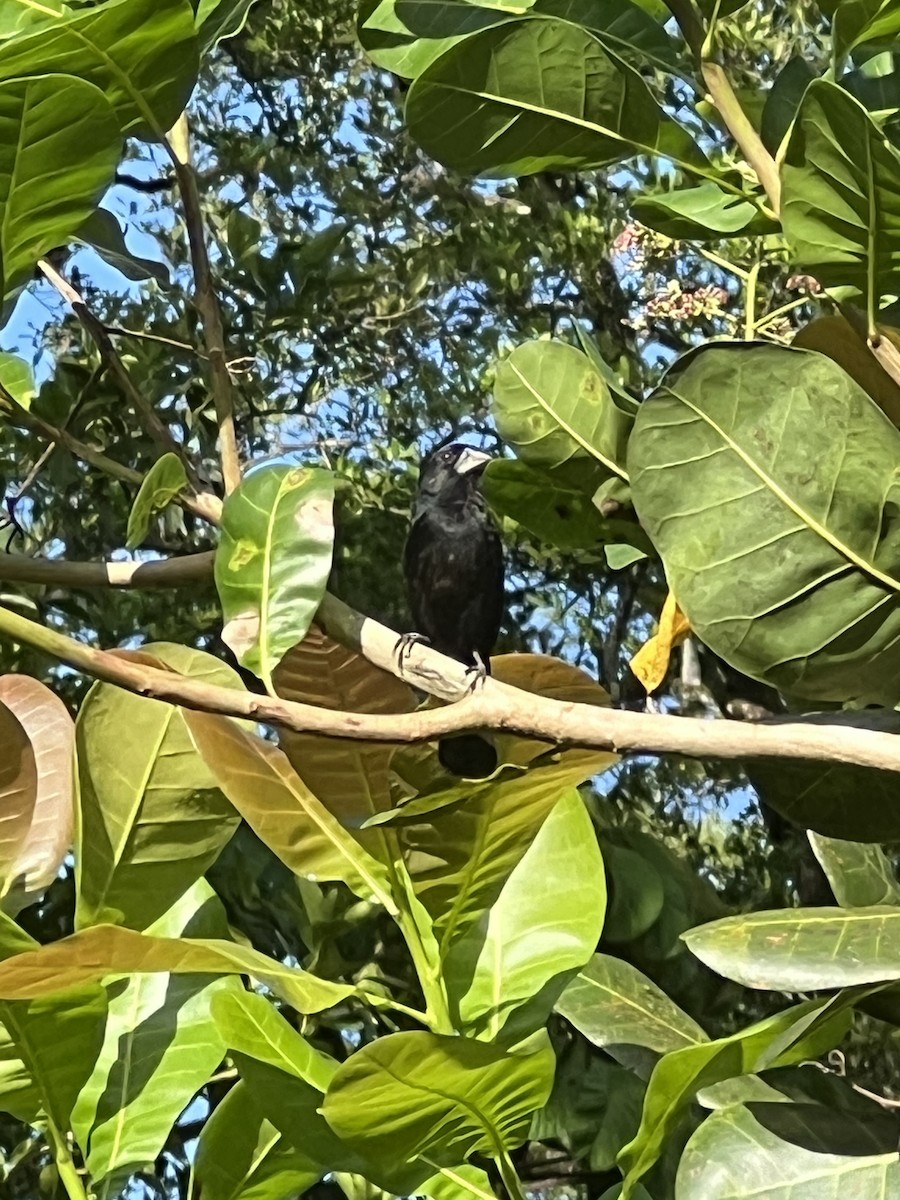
[126,453,190,548]
[216,465,335,690]
[761,57,816,156]
[792,314,900,426]
[406,19,707,178]
[323,1031,555,1168]
[556,953,706,1053]
[0,675,73,912]
[0,74,120,306]
[76,208,171,287]
[628,342,900,704]
[782,80,900,310]
[445,789,606,1042]
[194,1080,322,1200]
[184,710,396,910]
[0,698,36,900]
[618,999,852,1192]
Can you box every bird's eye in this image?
[440,450,452,462]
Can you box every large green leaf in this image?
[618,999,852,1194]
[555,953,707,1053]
[808,832,900,906]
[743,710,900,841]
[359,0,681,80]
[71,883,237,1189]
[75,644,243,931]
[632,183,771,240]
[483,459,611,550]
[323,1031,555,1168]
[76,208,171,287]
[126,453,190,548]
[215,465,335,690]
[684,906,900,991]
[0,675,73,914]
[0,923,353,1013]
[405,19,706,178]
[0,74,120,306]
[184,710,396,911]
[676,1103,900,1198]
[211,989,337,1094]
[445,789,606,1042]
[628,342,900,704]
[782,80,900,313]
[0,0,199,139]
[0,352,35,409]
[194,1080,323,1200]
[0,0,64,39]
[493,339,632,485]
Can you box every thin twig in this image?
[104,325,204,357]
[167,116,242,494]
[37,259,199,481]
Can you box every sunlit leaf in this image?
[629,592,690,694]
[216,465,335,690]
[126,453,190,548]
[809,833,900,906]
[0,353,35,410]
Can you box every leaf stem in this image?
[47,1124,88,1200]
[495,1149,528,1200]
[744,259,760,340]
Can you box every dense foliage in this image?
[3,1,900,1199]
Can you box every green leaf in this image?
[555,953,707,1053]
[0,0,199,139]
[71,883,236,1189]
[184,710,396,911]
[628,342,900,704]
[445,789,606,1042]
[484,459,613,550]
[0,0,64,40]
[126,453,190,548]
[405,19,707,178]
[684,906,900,991]
[0,352,35,409]
[782,80,900,313]
[493,339,632,485]
[76,208,171,287]
[808,833,900,906]
[75,644,243,931]
[359,0,681,81]
[323,1031,555,1168]
[618,999,852,1193]
[0,923,353,1013]
[743,710,900,841]
[0,74,120,307]
[195,0,262,48]
[0,675,74,914]
[211,989,337,1093]
[194,1080,323,1200]
[676,1103,900,1198]
[632,183,771,240]
[833,0,900,69]
[760,58,815,157]
[215,465,335,690]
[601,843,665,944]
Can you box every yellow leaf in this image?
[630,593,691,693]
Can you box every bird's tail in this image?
[438,733,497,778]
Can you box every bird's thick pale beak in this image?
[454,448,491,476]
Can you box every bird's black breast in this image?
[404,500,504,667]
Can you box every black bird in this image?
[403,443,505,777]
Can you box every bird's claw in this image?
[463,651,488,694]
[394,631,431,668]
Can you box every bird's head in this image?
[415,443,492,508]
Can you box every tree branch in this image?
[0,552,214,590]
[168,116,242,495]
[1,588,900,775]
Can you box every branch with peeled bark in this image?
[0,579,898,774]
